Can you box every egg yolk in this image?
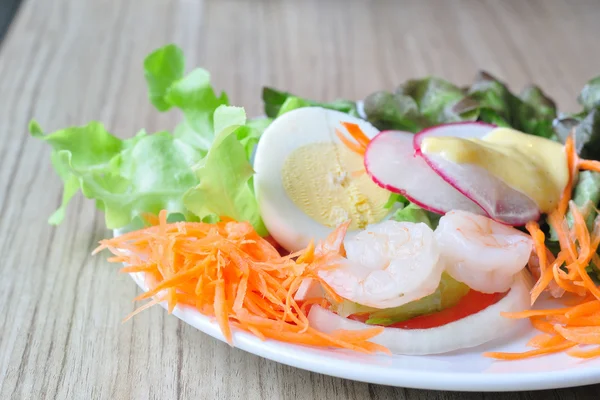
[281,142,390,229]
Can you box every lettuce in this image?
[30,121,202,229]
[362,71,557,138]
[32,44,268,233]
[183,114,268,236]
[262,87,358,118]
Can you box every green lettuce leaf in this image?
[165,68,229,134]
[384,193,408,209]
[362,91,425,132]
[575,107,600,160]
[554,107,600,160]
[398,77,466,125]
[362,71,557,138]
[571,171,600,231]
[262,87,358,118]
[33,44,270,232]
[513,85,557,138]
[144,45,229,154]
[579,76,600,111]
[183,128,267,235]
[143,44,185,111]
[389,203,440,229]
[31,121,202,229]
[549,170,600,242]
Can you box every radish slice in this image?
[364,130,485,216]
[414,122,541,225]
[307,271,531,355]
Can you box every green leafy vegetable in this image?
[514,85,557,138]
[143,44,185,111]
[575,107,600,160]
[585,262,600,285]
[33,44,269,233]
[389,203,440,229]
[31,121,202,229]
[183,128,267,236]
[164,68,229,134]
[362,91,425,132]
[571,171,600,231]
[384,193,408,209]
[578,76,600,111]
[402,77,469,125]
[362,71,557,138]
[262,87,358,118]
[549,170,600,242]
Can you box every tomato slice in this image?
[348,289,508,329]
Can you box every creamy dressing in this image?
[420,128,568,212]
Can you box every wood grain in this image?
[1,0,599,399]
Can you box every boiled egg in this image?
[253,107,392,252]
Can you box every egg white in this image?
[253,106,383,252]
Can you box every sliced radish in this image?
[414,122,541,225]
[307,271,531,355]
[364,130,485,216]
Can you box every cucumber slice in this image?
[331,273,470,326]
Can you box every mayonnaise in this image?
[420,128,568,212]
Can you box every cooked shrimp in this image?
[317,220,443,309]
[434,210,533,294]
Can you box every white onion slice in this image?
[307,271,531,355]
[294,278,324,301]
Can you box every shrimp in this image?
[317,220,443,309]
[434,210,533,294]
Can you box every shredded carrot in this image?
[484,342,576,360]
[335,122,372,157]
[341,122,371,149]
[97,211,384,353]
[557,135,576,217]
[527,333,565,348]
[488,131,600,361]
[335,128,365,156]
[567,345,600,358]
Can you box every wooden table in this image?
[1,0,599,398]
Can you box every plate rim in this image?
[127,272,600,392]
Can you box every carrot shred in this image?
[335,122,371,157]
[554,325,600,345]
[527,333,565,348]
[97,214,384,353]
[335,128,365,156]
[485,341,576,360]
[341,122,371,149]
[557,135,576,217]
[488,133,600,361]
[567,345,600,358]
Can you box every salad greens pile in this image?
[361,71,558,138]
[32,43,600,257]
[31,44,268,234]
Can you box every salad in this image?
[34,44,600,359]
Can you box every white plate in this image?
[128,271,600,392]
